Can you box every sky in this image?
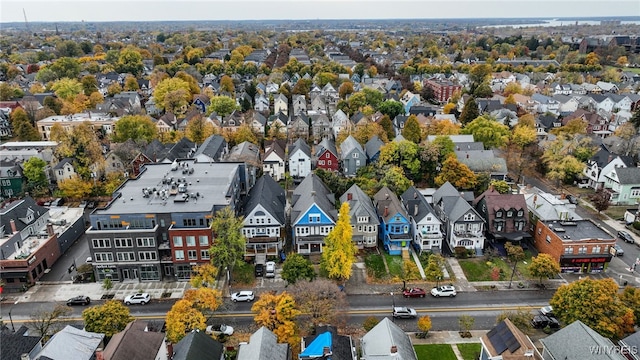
[1,0,638,23]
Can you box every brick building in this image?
[424,79,462,103]
[533,219,615,273]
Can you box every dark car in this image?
[402,287,426,298]
[531,315,560,329]
[618,231,635,244]
[566,194,578,204]
[66,295,91,306]
[254,263,264,277]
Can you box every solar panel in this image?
[488,321,521,355]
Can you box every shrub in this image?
[454,246,469,259]
[633,222,640,231]
[363,316,380,331]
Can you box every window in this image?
[507,211,513,218]
[564,247,573,254]
[186,236,196,246]
[494,222,504,232]
[160,219,165,227]
[114,238,133,248]
[496,211,503,218]
[173,236,183,247]
[516,221,525,231]
[328,160,332,165]
[592,246,601,254]
[139,251,158,261]
[183,218,196,226]
[175,250,185,260]
[199,235,209,246]
[517,210,524,217]
[357,216,368,223]
[463,213,475,221]
[92,239,111,248]
[326,153,330,158]
[200,250,210,260]
[309,214,320,223]
[352,153,359,158]
[546,235,551,243]
[136,237,155,247]
[117,252,136,261]
[318,160,325,165]
[188,250,197,260]
[95,252,114,262]
[578,246,587,254]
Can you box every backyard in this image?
[414,343,482,360]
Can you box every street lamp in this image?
[8,300,18,332]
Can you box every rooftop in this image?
[37,112,117,123]
[543,219,613,241]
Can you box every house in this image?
[288,113,311,140]
[455,150,508,181]
[193,134,227,163]
[53,157,79,183]
[531,93,560,114]
[533,219,614,273]
[34,325,105,360]
[360,318,418,360]
[247,111,267,135]
[300,325,357,360]
[103,320,167,360]
[292,95,307,115]
[540,320,626,360]
[262,139,286,181]
[400,91,420,115]
[365,135,384,163]
[424,78,462,103]
[596,81,619,94]
[268,111,289,137]
[340,135,365,177]
[310,95,328,113]
[620,331,640,360]
[522,188,582,224]
[373,186,411,255]
[401,186,443,254]
[322,83,338,100]
[310,113,332,142]
[172,330,225,360]
[0,326,43,360]
[479,319,542,360]
[0,160,24,198]
[331,109,350,139]
[433,182,486,254]
[242,175,286,260]
[274,93,288,116]
[237,327,291,360]
[583,145,633,190]
[473,187,530,247]
[290,173,337,254]
[602,166,640,205]
[103,151,127,176]
[315,138,339,172]
[288,138,312,178]
[340,184,379,250]
[254,94,270,112]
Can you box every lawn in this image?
[365,253,387,279]
[459,250,534,282]
[414,344,457,360]
[604,206,629,221]
[384,254,404,278]
[457,343,482,360]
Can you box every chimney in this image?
[414,204,418,216]
[466,153,469,159]
[47,223,54,236]
[95,348,104,360]
[323,346,331,357]
[166,342,174,359]
[10,219,17,233]
[347,192,352,201]
[21,354,29,360]
[390,345,398,354]
[384,206,389,217]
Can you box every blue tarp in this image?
[300,331,332,357]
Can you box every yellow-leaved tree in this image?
[252,291,301,354]
[165,299,207,343]
[321,202,357,282]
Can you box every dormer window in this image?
[517,210,524,217]
[506,210,513,218]
[496,211,503,218]
[463,213,475,221]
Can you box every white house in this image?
[288,138,312,178]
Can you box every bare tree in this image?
[290,279,348,332]
[28,304,72,341]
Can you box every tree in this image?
[417,315,432,338]
[469,64,492,91]
[620,286,640,326]
[505,241,526,288]
[402,115,422,144]
[29,304,72,340]
[541,135,588,184]
[379,165,413,195]
[290,279,348,329]
[363,316,380,331]
[281,253,316,284]
[11,108,40,141]
[424,254,444,282]
[228,124,259,147]
[153,77,192,113]
[338,81,354,99]
[379,115,395,140]
[435,154,477,190]
[112,115,158,143]
[48,57,81,80]
[630,108,640,129]
[81,75,99,96]
[489,180,511,194]
[321,202,357,281]
[473,82,494,98]
[208,95,239,117]
[219,75,235,94]
[23,157,48,191]
[528,253,560,285]
[378,100,404,120]
[58,175,94,199]
[185,114,215,144]
[209,207,246,273]
[461,115,510,149]
[183,288,223,316]
[51,122,103,180]
[116,47,144,77]
[443,103,457,114]
[123,75,140,91]
[252,291,301,346]
[551,278,634,339]
[459,97,479,125]
[189,263,219,288]
[458,315,475,337]
[166,299,207,343]
[496,309,533,334]
[82,300,134,338]
[590,189,611,213]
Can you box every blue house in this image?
[291,173,337,254]
[373,186,411,255]
[365,135,384,163]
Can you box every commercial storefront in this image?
[559,255,612,273]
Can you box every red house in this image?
[314,138,339,172]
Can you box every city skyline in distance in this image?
[1,0,639,24]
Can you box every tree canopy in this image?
[461,115,510,149]
[112,115,158,143]
[209,207,246,272]
[321,202,357,281]
[528,253,560,284]
[82,300,134,338]
[281,253,316,285]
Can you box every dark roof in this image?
[194,134,226,161]
[289,138,311,158]
[301,326,353,360]
[172,330,224,360]
[53,157,74,170]
[339,135,364,160]
[143,139,171,162]
[291,173,337,225]
[165,137,196,162]
[243,175,286,225]
[237,327,289,360]
[373,186,408,222]
[540,320,621,360]
[615,167,640,185]
[365,135,384,159]
[401,186,437,222]
[0,326,42,360]
[316,138,338,158]
[263,139,286,162]
[103,320,165,360]
[0,196,48,234]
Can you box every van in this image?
[265,261,276,278]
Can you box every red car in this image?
[402,287,426,298]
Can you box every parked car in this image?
[231,291,255,302]
[124,293,150,305]
[86,257,93,263]
[613,244,624,256]
[531,315,560,329]
[206,324,234,336]
[539,305,554,317]
[392,306,417,319]
[254,263,264,277]
[66,295,91,306]
[618,231,635,244]
[402,287,426,298]
[431,285,457,297]
[265,261,276,278]
[566,194,578,204]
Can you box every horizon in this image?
[2,0,639,24]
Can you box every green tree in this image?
[378,100,404,120]
[153,77,192,113]
[80,75,98,96]
[528,253,560,285]
[378,140,422,180]
[379,165,413,195]
[219,75,235,94]
[82,300,134,338]
[402,115,422,144]
[321,202,357,281]
[469,64,492,91]
[434,154,477,190]
[473,82,494,98]
[489,180,511,194]
[11,108,40,141]
[551,278,634,339]
[379,115,395,140]
[208,95,239,117]
[51,78,83,101]
[458,315,475,337]
[362,88,384,109]
[116,47,145,77]
[22,157,48,189]
[461,115,510,149]
[541,135,587,184]
[459,97,479,125]
[347,92,367,115]
[363,316,380,331]
[281,253,316,285]
[209,207,246,273]
[48,57,81,80]
[112,115,158,143]
[185,114,215,144]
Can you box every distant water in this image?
[485,19,640,28]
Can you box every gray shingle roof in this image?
[365,135,384,159]
[615,167,640,185]
[237,327,289,360]
[291,173,337,225]
[339,135,364,160]
[172,330,224,360]
[0,326,42,360]
[0,196,48,234]
[244,175,286,225]
[316,138,338,158]
[103,320,165,360]
[401,186,437,222]
[361,318,417,360]
[373,186,407,222]
[340,184,379,226]
[288,138,311,158]
[193,134,227,161]
[540,320,625,360]
[35,325,104,360]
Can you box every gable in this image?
[294,203,336,226]
[245,204,282,226]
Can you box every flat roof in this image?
[95,160,240,215]
[543,219,613,241]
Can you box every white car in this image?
[124,293,150,305]
[231,290,255,302]
[392,306,417,319]
[540,305,554,317]
[265,261,276,278]
[431,285,457,297]
[206,324,234,336]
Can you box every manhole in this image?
[101,294,115,300]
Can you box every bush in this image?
[633,222,640,231]
[363,316,380,331]
[454,246,469,259]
